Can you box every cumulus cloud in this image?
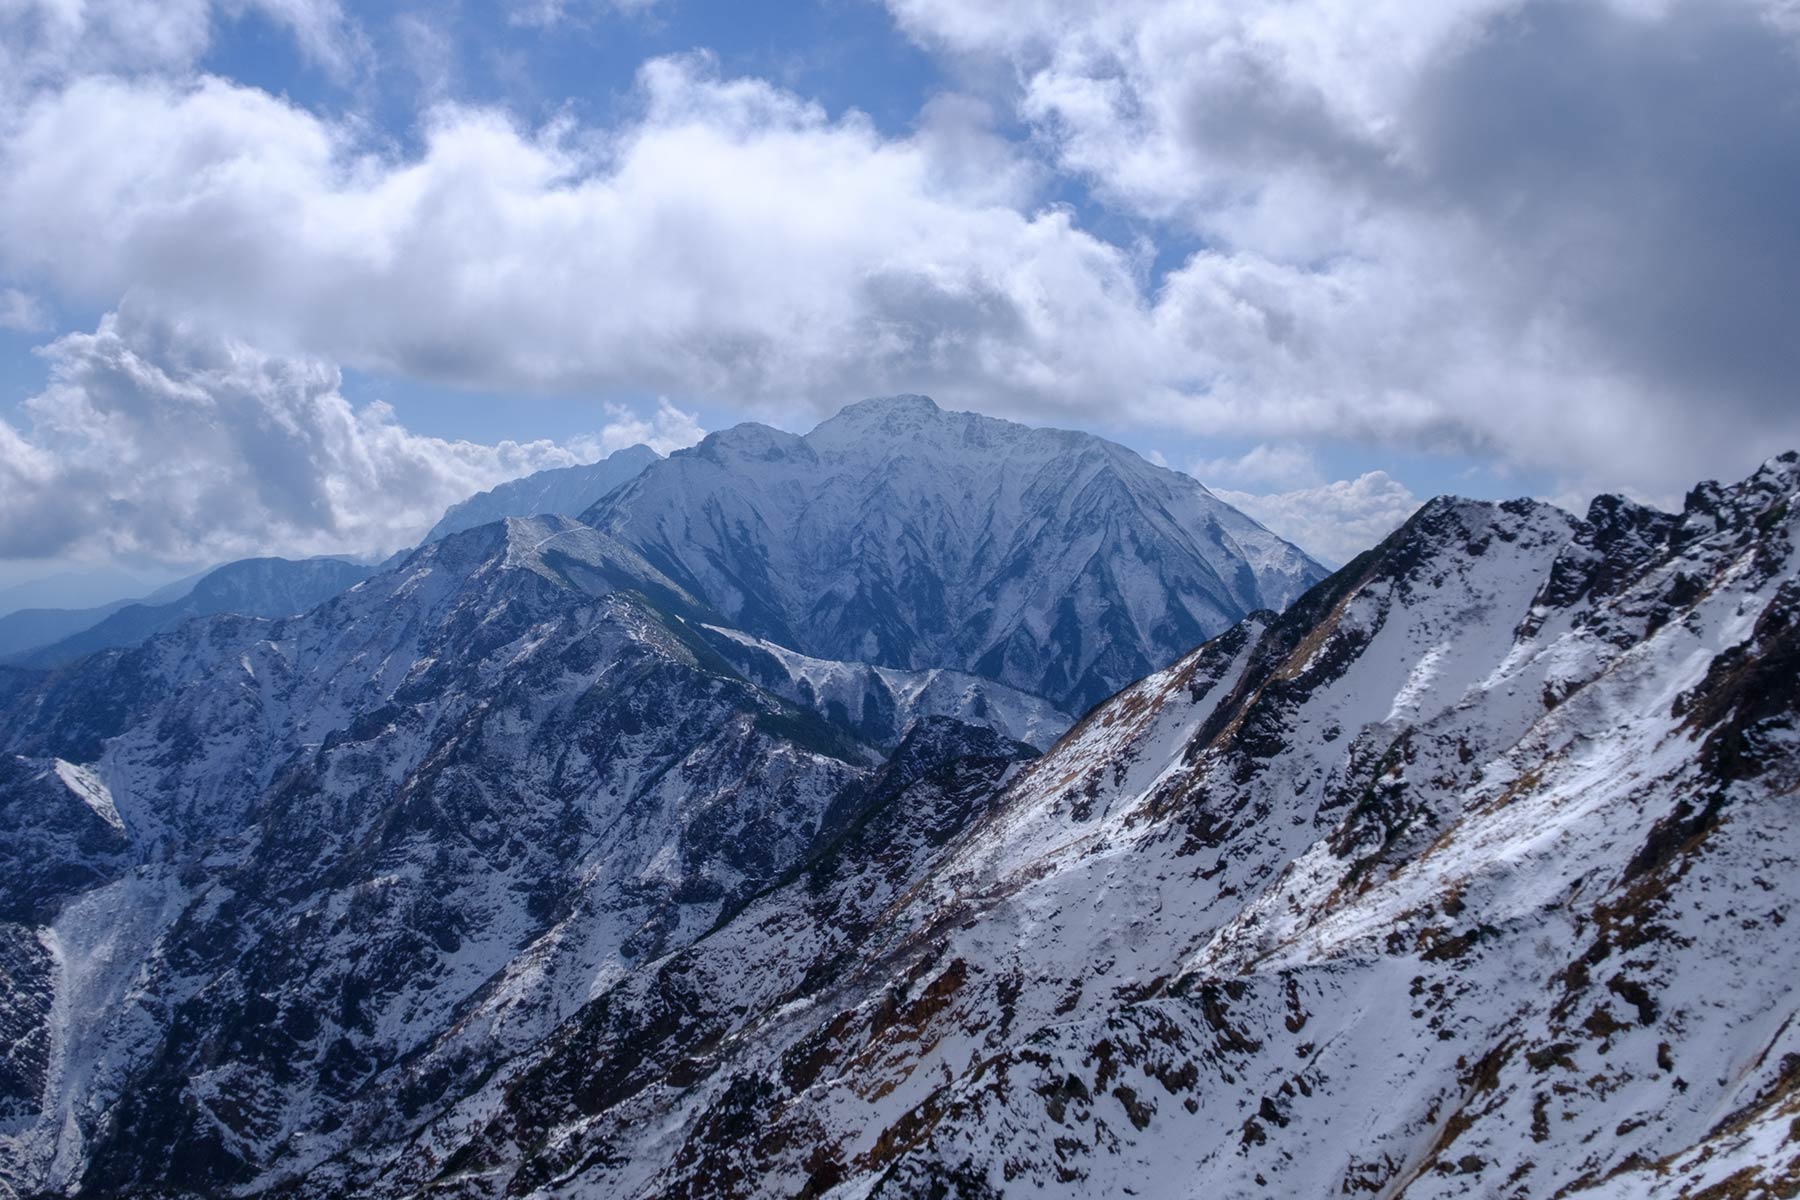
[0,59,1151,427]
[0,286,50,332]
[1215,471,1423,568]
[0,306,593,563]
[574,399,706,458]
[0,0,1795,547]
[885,0,1800,491]
[0,51,1543,470]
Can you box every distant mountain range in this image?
[0,570,206,659]
[0,565,184,615]
[0,444,663,664]
[4,401,1791,1197]
[0,397,1323,711]
[1,556,373,667]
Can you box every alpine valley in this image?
[0,398,1795,1200]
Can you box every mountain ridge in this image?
[342,452,1800,1199]
[422,444,661,545]
[1,413,1793,1197]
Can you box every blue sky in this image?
[3,0,1797,594]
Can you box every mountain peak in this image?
[803,393,989,453]
[1372,493,1576,565]
[836,393,942,418]
[690,421,812,464]
[585,397,1325,710]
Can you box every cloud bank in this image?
[0,306,594,563]
[883,0,1800,486]
[1216,472,1423,569]
[1,0,1797,568]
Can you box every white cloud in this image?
[1191,443,1323,491]
[0,306,586,563]
[1215,471,1422,567]
[0,61,1157,429]
[0,286,50,332]
[0,56,1559,469]
[883,0,1800,494]
[573,398,706,458]
[0,0,1795,528]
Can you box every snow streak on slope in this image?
[584,395,1325,712]
[700,624,1073,751]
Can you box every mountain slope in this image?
[424,445,660,544]
[0,516,906,1198]
[391,453,1800,1198]
[583,396,1325,712]
[0,569,210,659]
[697,624,1073,751]
[6,555,373,668]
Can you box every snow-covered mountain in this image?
[2,448,1795,1198]
[0,515,888,1196]
[424,445,660,544]
[346,454,1792,1198]
[583,396,1325,713]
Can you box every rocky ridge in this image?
[0,439,1793,1198]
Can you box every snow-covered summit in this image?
[585,395,1326,710]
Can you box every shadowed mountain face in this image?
[583,395,1325,713]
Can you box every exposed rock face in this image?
[3,450,1796,1199]
[583,395,1324,713]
